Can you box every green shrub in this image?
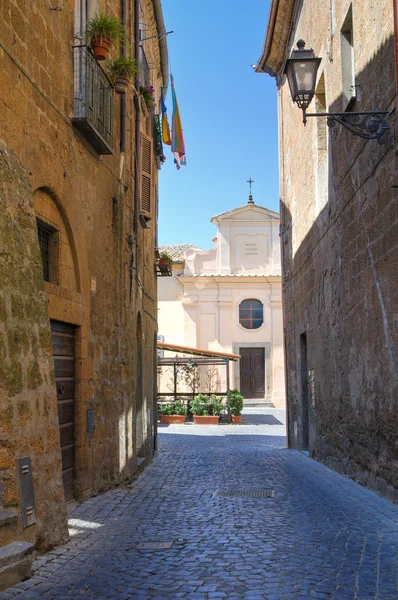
[229,389,244,416]
[191,394,224,416]
[106,57,138,82]
[158,401,185,416]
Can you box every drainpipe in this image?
[133,0,141,235]
[120,0,127,163]
[394,0,398,97]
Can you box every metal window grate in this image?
[213,489,275,498]
[139,46,150,87]
[36,217,60,284]
[134,541,174,550]
[72,45,113,155]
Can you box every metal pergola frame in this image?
[157,342,240,423]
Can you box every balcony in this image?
[72,45,113,155]
[139,46,150,87]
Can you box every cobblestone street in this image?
[2,408,398,600]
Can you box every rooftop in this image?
[159,244,204,262]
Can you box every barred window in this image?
[239,299,263,330]
[36,218,60,284]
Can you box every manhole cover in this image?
[134,541,174,550]
[214,489,275,498]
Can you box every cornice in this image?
[255,0,297,77]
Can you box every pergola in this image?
[157,342,240,422]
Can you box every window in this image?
[239,299,263,330]
[140,132,153,220]
[36,218,60,284]
[340,6,355,111]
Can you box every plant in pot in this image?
[107,57,138,95]
[84,12,122,61]
[229,389,244,424]
[140,85,156,112]
[191,394,224,425]
[158,401,186,424]
[159,251,172,268]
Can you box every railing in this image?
[139,45,150,87]
[153,114,165,169]
[72,45,113,155]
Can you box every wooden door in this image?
[240,348,265,398]
[50,321,75,502]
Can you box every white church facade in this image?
[158,200,285,407]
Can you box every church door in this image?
[240,348,265,398]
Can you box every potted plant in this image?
[107,57,138,95]
[229,389,244,424]
[159,251,172,268]
[159,401,186,424]
[140,85,155,112]
[191,394,224,425]
[84,12,122,61]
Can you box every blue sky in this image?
[158,0,278,250]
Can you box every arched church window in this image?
[239,299,263,330]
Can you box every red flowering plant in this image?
[140,85,155,110]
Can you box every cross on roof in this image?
[247,178,254,204]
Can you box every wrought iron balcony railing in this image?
[72,45,113,155]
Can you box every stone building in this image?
[0,0,167,584]
[256,0,398,501]
[158,199,285,406]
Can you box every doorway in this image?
[50,320,75,501]
[239,347,265,398]
[300,332,309,451]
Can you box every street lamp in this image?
[284,40,390,143]
[284,39,321,116]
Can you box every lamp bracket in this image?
[304,110,391,144]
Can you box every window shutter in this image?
[141,132,152,219]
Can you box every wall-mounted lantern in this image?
[284,40,390,143]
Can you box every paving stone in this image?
[2,408,398,599]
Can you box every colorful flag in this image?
[170,74,186,169]
[160,89,171,146]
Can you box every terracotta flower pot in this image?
[114,76,130,95]
[231,415,242,424]
[193,415,220,425]
[90,37,111,61]
[159,259,170,267]
[160,415,185,424]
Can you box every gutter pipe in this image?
[133,0,141,234]
[152,0,169,94]
[394,0,398,97]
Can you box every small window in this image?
[239,299,263,330]
[340,6,355,111]
[36,218,60,284]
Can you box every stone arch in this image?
[33,187,80,292]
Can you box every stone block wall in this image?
[0,0,163,550]
[278,0,398,501]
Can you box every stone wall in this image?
[0,0,163,549]
[0,143,68,549]
[277,0,398,501]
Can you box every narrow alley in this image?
[2,409,397,600]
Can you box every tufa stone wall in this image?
[277,0,398,501]
[0,142,68,550]
[0,0,164,549]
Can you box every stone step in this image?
[243,399,274,407]
[0,541,35,591]
[0,509,18,547]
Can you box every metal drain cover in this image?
[135,541,174,550]
[214,489,275,498]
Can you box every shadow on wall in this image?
[281,35,398,500]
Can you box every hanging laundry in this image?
[160,88,171,146]
[170,74,186,169]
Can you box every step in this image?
[0,541,35,591]
[243,400,274,407]
[0,509,18,547]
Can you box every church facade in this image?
[158,201,285,406]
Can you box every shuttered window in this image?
[141,133,152,219]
